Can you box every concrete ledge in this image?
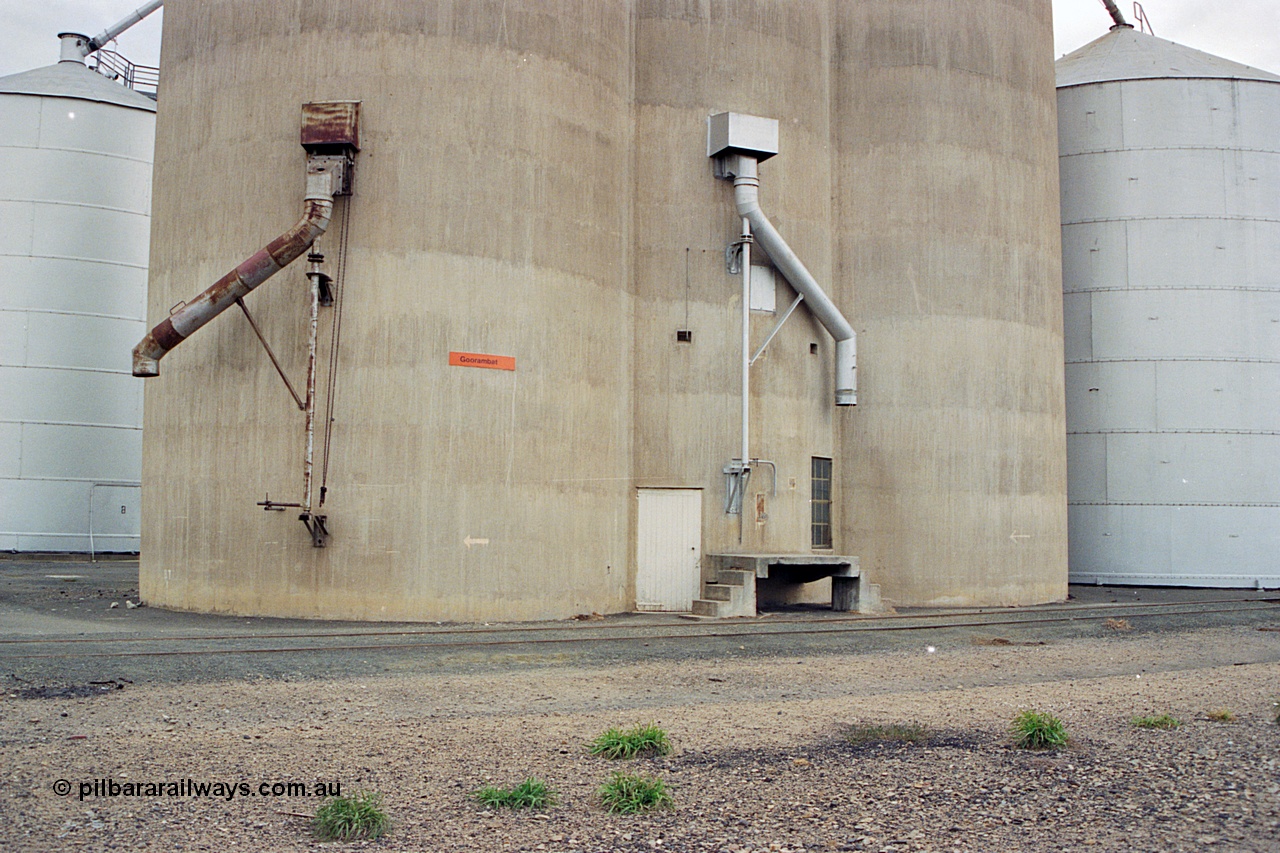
[708,553,859,580]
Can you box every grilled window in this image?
[811,457,832,549]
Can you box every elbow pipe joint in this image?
[726,154,857,406]
[132,161,339,377]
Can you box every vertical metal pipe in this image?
[739,218,751,544]
[741,217,751,471]
[302,254,322,514]
[87,484,97,563]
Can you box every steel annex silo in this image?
[139,0,1067,622]
[1057,25,1280,587]
[0,41,155,553]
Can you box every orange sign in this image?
[449,351,516,371]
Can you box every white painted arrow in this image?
[1009,531,1031,543]
[463,535,490,549]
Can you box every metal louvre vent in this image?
[811,457,832,549]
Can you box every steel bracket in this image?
[723,461,751,515]
[725,236,755,275]
[300,512,329,548]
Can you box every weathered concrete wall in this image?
[141,0,635,621]
[140,0,1067,621]
[832,0,1069,606]
[632,0,837,562]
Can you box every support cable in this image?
[318,194,352,506]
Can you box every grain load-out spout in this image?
[132,102,358,377]
[708,112,857,406]
[1101,1,1131,30]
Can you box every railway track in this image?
[4,596,1277,661]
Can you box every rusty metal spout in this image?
[132,161,343,377]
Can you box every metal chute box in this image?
[706,111,777,161]
[300,101,360,153]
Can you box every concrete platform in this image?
[699,553,878,616]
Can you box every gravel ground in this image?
[3,621,1279,852]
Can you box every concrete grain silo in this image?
[833,1,1069,607]
[1057,22,1280,587]
[0,36,156,553]
[138,0,1067,622]
[141,0,635,621]
[632,1,847,613]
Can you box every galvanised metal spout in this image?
[87,0,164,53]
[132,162,339,377]
[1101,0,1131,29]
[732,156,857,405]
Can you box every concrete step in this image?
[693,563,759,618]
[702,583,735,602]
[691,598,720,617]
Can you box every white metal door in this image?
[635,488,702,612]
[89,483,141,554]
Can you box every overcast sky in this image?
[1,1,1278,82]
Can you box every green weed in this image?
[1011,710,1069,750]
[313,791,389,841]
[1205,709,1235,723]
[598,772,672,814]
[589,724,672,760]
[472,777,556,810]
[1132,714,1181,730]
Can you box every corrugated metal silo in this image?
[1057,27,1280,587]
[0,54,155,552]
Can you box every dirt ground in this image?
[3,617,1279,852]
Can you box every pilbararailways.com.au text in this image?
[54,778,341,802]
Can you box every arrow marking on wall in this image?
[1009,532,1031,543]
[464,536,490,549]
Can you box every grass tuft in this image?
[598,772,672,814]
[313,791,389,841]
[1132,713,1181,730]
[1011,710,1069,750]
[845,722,930,746]
[472,777,556,810]
[1205,709,1235,723]
[1104,618,1132,632]
[589,724,672,760]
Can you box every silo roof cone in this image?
[1056,26,1280,88]
[0,61,156,111]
